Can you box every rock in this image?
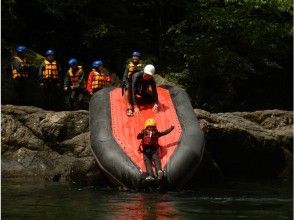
[1,105,292,186]
[1,113,48,152]
[59,132,91,157]
[1,105,104,185]
[195,109,293,179]
[1,147,101,184]
[39,110,89,143]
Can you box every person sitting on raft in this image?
[127,64,159,116]
[137,118,174,181]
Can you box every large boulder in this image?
[1,105,292,186]
[195,109,292,179]
[1,105,105,185]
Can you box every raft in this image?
[89,86,204,190]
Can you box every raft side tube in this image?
[90,87,142,189]
[165,87,205,190]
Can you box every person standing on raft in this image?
[137,118,174,181]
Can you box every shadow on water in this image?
[1,179,293,219]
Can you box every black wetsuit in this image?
[131,71,158,106]
[137,126,173,177]
[64,67,86,110]
[10,56,32,105]
[38,60,62,110]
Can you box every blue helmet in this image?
[68,58,78,67]
[132,51,141,57]
[92,60,103,68]
[46,49,55,56]
[16,46,27,53]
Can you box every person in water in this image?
[137,118,174,181]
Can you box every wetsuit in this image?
[10,56,31,105]
[131,71,158,106]
[38,59,62,110]
[137,126,173,177]
[122,61,144,104]
[64,66,85,110]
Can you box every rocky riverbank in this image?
[1,105,292,187]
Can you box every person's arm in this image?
[11,57,20,79]
[57,63,62,83]
[87,72,93,95]
[150,78,159,112]
[64,71,70,89]
[56,62,61,78]
[151,79,158,105]
[105,73,111,83]
[137,129,144,139]
[137,129,145,153]
[158,125,175,137]
[131,72,139,106]
[38,62,45,82]
[78,70,85,88]
[11,57,21,71]
[122,64,129,83]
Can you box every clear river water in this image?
[1,179,292,219]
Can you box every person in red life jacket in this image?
[137,118,174,181]
[64,58,86,110]
[38,49,62,110]
[122,51,144,115]
[128,64,158,116]
[87,60,111,96]
[10,45,33,105]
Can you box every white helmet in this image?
[144,64,155,76]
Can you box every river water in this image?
[2,179,292,219]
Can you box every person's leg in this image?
[80,91,88,110]
[70,89,76,110]
[64,90,71,110]
[22,78,29,105]
[48,81,60,110]
[152,150,162,173]
[13,79,22,105]
[48,82,55,110]
[125,89,132,108]
[142,92,155,104]
[152,148,163,180]
[52,82,63,110]
[77,90,83,110]
[42,82,50,110]
[143,153,153,177]
[125,85,133,116]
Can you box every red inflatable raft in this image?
[89,86,204,190]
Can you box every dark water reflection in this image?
[1,179,293,219]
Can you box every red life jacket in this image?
[142,129,159,146]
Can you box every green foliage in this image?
[224,0,293,14]
[1,0,293,111]
[26,50,44,67]
[164,0,293,111]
